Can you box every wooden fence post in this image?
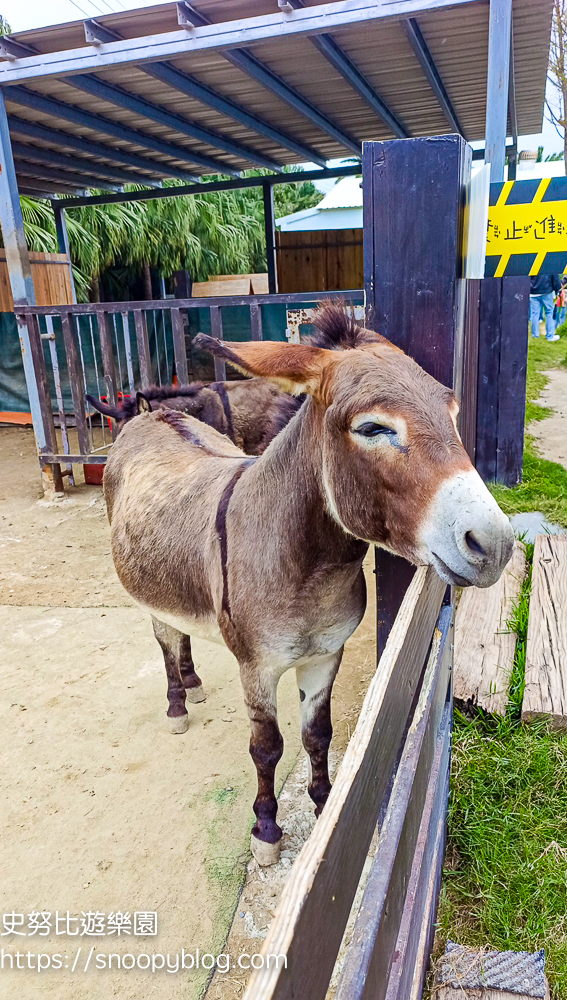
[475,276,529,486]
[363,135,470,657]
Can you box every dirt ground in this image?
[0,425,375,1000]
[530,367,567,468]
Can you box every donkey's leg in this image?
[242,671,284,866]
[296,651,343,817]
[178,634,206,704]
[151,618,204,734]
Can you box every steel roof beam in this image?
[508,17,518,146]
[0,36,36,60]
[177,2,360,156]
[286,0,407,138]
[222,49,361,155]
[8,115,184,182]
[2,32,241,176]
[70,22,283,171]
[21,185,76,197]
[507,17,517,179]
[83,18,324,165]
[143,63,325,166]
[14,158,122,191]
[0,20,305,171]
[10,138,161,187]
[4,86,237,177]
[485,0,512,182]
[402,17,464,135]
[471,142,515,161]
[0,0,480,86]
[304,34,407,138]
[68,74,280,171]
[57,163,362,209]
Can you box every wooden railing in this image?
[17,290,363,474]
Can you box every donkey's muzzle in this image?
[420,470,515,589]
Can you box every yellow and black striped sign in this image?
[485,176,567,277]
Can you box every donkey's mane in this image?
[308,302,379,351]
[121,383,204,418]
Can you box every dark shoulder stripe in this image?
[209,381,234,440]
[156,408,207,448]
[216,458,256,619]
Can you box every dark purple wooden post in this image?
[363,135,470,659]
[475,276,529,485]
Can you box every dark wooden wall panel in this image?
[496,277,529,485]
[476,278,502,481]
[363,135,470,658]
[476,276,529,485]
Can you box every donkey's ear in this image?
[193,333,332,396]
[135,392,152,414]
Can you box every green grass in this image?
[438,542,567,998]
[437,340,567,995]
[488,336,567,527]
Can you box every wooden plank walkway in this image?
[454,541,527,715]
[522,534,567,728]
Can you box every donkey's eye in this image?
[354,422,395,438]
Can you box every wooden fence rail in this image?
[16,290,363,471]
[244,568,451,1000]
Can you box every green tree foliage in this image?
[15,168,324,301]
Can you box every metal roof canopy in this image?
[0,0,552,198]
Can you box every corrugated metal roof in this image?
[0,0,553,196]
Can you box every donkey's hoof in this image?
[186,685,206,704]
[251,834,281,867]
[168,713,190,734]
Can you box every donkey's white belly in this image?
[136,596,363,664]
[136,601,225,645]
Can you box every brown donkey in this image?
[86,378,300,455]
[103,310,513,865]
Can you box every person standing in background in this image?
[529,273,561,341]
[554,275,567,330]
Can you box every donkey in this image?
[102,308,514,865]
[87,378,301,455]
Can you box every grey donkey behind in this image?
[102,306,514,865]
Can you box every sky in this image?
[2,0,563,159]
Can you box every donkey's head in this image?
[194,318,513,588]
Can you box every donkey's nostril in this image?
[465,530,486,557]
